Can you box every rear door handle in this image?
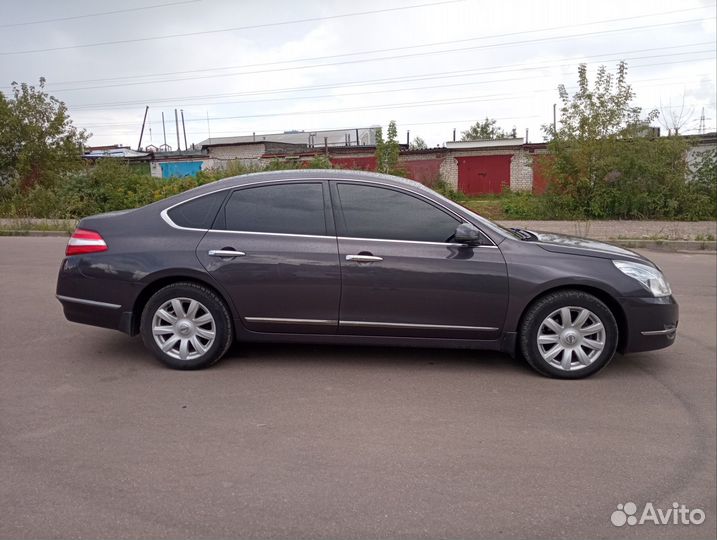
[346,254,383,263]
[208,249,246,258]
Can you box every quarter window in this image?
[337,183,460,243]
[167,190,226,229]
[223,183,326,235]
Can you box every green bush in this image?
[1,150,714,221]
[0,156,337,219]
[433,180,468,203]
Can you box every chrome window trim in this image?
[207,229,335,240]
[159,176,497,247]
[338,236,498,248]
[340,320,499,331]
[56,295,121,310]
[245,317,337,326]
[200,229,496,247]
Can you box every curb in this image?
[613,240,717,252]
[0,230,71,237]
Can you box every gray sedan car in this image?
[56,170,678,378]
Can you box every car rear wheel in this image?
[140,282,233,370]
[519,290,618,379]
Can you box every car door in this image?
[196,180,341,334]
[331,181,509,339]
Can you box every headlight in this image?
[613,260,672,297]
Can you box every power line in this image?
[68,44,716,111]
[96,116,543,137]
[71,63,717,131]
[0,0,201,28]
[81,95,525,127]
[0,0,466,56]
[66,47,714,111]
[24,17,714,93]
[15,4,710,87]
[170,59,717,110]
[87,115,546,137]
[75,74,711,128]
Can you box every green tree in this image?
[461,117,516,141]
[375,120,401,174]
[541,62,695,219]
[409,136,428,150]
[0,78,88,190]
[686,147,717,218]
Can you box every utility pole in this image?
[206,111,211,144]
[137,105,149,151]
[174,109,181,151]
[180,109,188,151]
[552,103,557,134]
[162,112,167,148]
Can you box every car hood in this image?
[529,230,648,262]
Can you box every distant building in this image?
[149,149,214,179]
[197,126,379,149]
[85,131,715,190]
[84,145,149,159]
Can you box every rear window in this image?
[166,191,226,229]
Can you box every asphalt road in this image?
[1,237,715,540]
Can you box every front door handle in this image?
[346,254,383,263]
[208,249,246,258]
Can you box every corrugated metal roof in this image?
[84,148,150,158]
[198,127,379,147]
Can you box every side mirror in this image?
[453,223,482,246]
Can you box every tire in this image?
[140,282,233,370]
[519,290,618,379]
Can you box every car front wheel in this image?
[140,282,233,370]
[519,290,618,379]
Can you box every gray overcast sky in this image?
[1,0,715,148]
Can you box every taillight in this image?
[66,228,108,256]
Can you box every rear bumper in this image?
[56,257,137,335]
[57,294,127,331]
[620,295,679,353]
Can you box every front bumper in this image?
[619,295,679,353]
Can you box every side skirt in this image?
[234,322,505,351]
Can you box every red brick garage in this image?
[457,154,511,195]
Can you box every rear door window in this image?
[223,183,327,235]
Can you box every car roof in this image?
[173,168,437,201]
[218,169,422,188]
